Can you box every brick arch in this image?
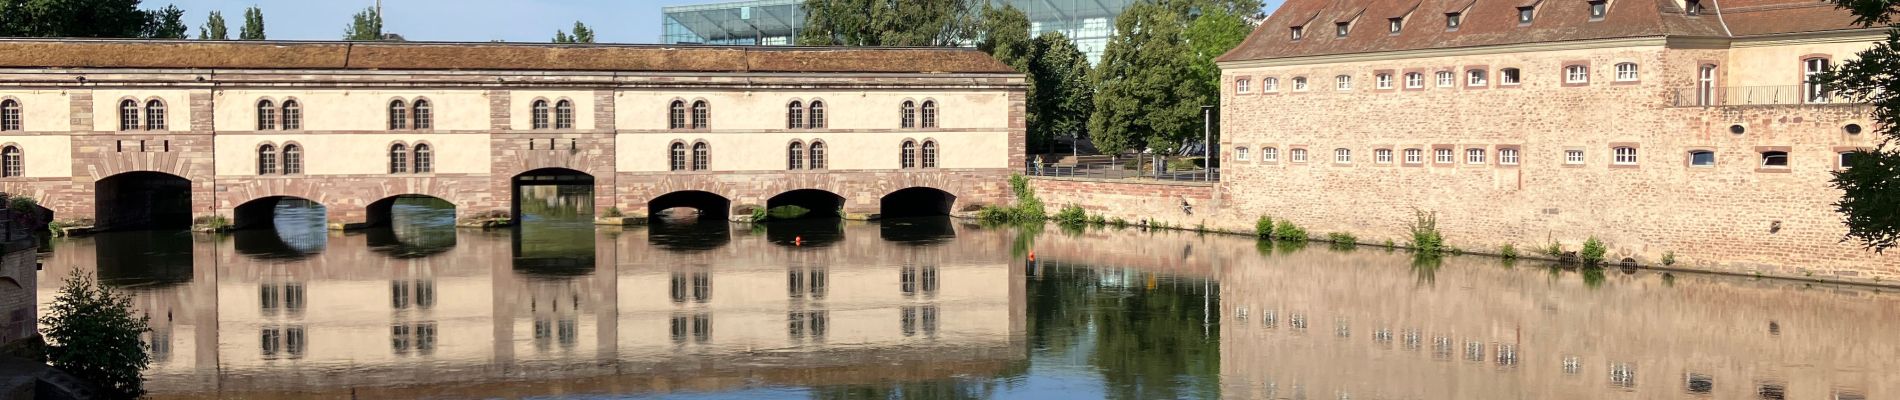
[231,194,326,230]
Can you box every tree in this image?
[0,0,149,38]
[977,4,1031,70]
[239,5,265,40]
[553,21,595,43]
[40,272,152,399]
[142,4,187,39]
[198,10,226,40]
[342,6,382,41]
[796,0,976,46]
[1817,0,1900,252]
[1088,2,1199,154]
[1029,32,1094,153]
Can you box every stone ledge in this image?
[1027,176,1218,188]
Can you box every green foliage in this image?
[977,4,1032,70]
[1499,243,1519,259]
[797,0,976,46]
[767,205,812,220]
[1581,236,1607,266]
[343,6,382,40]
[1253,215,1273,238]
[1110,217,1128,227]
[239,6,265,39]
[979,175,1048,223]
[1407,210,1445,256]
[602,207,624,218]
[1543,241,1564,258]
[198,10,226,40]
[554,21,596,43]
[1661,251,1678,266]
[1383,239,1396,248]
[1327,232,1357,250]
[1089,1,1259,154]
[191,214,229,230]
[750,207,768,222]
[1167,157,1202,171]
[1272,220,1307,242]
[41,272,152,399]
[1088,214,1107,226]
[1813,2,1900,253]
[0,0,149,38]
[8,195,36,213]
[142,4,186,38]
[1028,32,1094,153]
[1055,205,1089,226]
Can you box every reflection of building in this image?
[660,0,1141,63]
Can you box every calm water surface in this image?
[33,188,1899,399]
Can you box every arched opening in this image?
[365,195,457,258]
[880,187,957,219]
[231,196,327,259]
[511,168,595,223]
[765,189,844,220]
[648,190,730,222]
[94,171,191,231]
[512,168,596,276]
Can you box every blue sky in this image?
[145,0,1283,44]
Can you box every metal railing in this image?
[1671,85,1834,107]
[1026,160,1221,183]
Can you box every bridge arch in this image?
[879,187,958,218]
[765,189,845,219]
[232,196,327,230]
[649,190,730,222]
[94,171,192,230]
[365,194,458,258]
[366,194,457,228]
[231,196,328,259]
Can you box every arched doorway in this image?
[765,189,845,220]
[366,195,457,258]
[231,196,327,258]
[94,171,191,230]
[512,168,595,223]
[648,190,731,222]
[880,187,957,218]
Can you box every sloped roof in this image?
[0,39,1018,74]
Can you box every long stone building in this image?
[0,40,1024,230]
[1214,0,1898,280]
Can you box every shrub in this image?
[602,207,625,217]
[1383,239,1396,248]
[751,207,769,222]
[1661,251,1678,266]
[1499,244,1519,259]
[41,272,152,399]
[1273,220,1307,242]
[192,215,231,230]
[1254,216,1274,239]
[1581,236,1607,266]
[1542,241,1564,258]
[1110,217,1128,227]
[7,195,37,213]
[1328,232,1356,244]
[1166,157,1201,171]
[1054,205,1088,225]
[1407,209,1445,256]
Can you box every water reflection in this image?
[366,196,457,259]
[513,185,594,276]
[231,199,327,261]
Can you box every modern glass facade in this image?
[659,0,1141,63]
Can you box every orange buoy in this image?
[1028,251,1035,261]
[794,236,803,246]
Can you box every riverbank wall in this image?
[0,236,35,351]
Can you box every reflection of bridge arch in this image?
[649,190,731,221]
[366,194,458,258]
[880,187,958,218]
[95,171,192,230]
[367,194,457,228]
[766,189,845,219]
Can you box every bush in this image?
[8,195,37,213]
[1542,241,1564,258]
[1054,204,1088,225]
[1166,157,1201,171]
[41,272,152,399]
[1088,215,1107,226]
[1408,209,1445,256]
[602,207,625,217]
[1499,244,1519,259]
[1110,217,1128,227]
[1662,251,1678,266]
[192,215,231,230]
[1328,232,1356,244]
[751,207,769,222]
[1254,216,1274,239]
[1581,236,1607,266]
[1273,220,1307,242]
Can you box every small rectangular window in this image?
[1760,151,1789,167]
[1589,0,1608,19]
[1566,150,1585,164]
[1500,148,1519,165]
[1435,148,1454,164]
[1685,0,1701,15]
[1518,7,1535,24]
[1336,22,1350,37]
[1689,151,1715,166]
[1404,149,1422,164]
[1466,148,1487,164]
[1291,26,1304,40]
[1389,18,1403,33]
[1446,12,1462,29]
[1500,68,1521,85]
[1237,78,1251,93]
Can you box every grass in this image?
[1499,244,1519,259]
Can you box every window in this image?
[1389,17,1403,33]
[1336,75,1352,90]
[669,100,687,129]
[1335,22,1350,37]
[1435,148,1454,163]
[1236,147,1250,161]
[788,101,806,129]
[414,143,432,173]
[1689,150,1715,166]
[1291,148,1309,162]
[1262,147,1279,162]
[1293,77,1309,91]
[1500,148,1520,164]
[1500,68,1521,85]
[258,144,277,175]
[1518,6,1534,24]
[1615,63,1639,81]
[1,146,20,177]
[1404,148,1422,164]
[144,100,166,130]
[1613,147,1638,165]
[412,99,431,129]
[1376,148,1393,164]
[1565,65,1589,84]
[1761,151,1789,167]
[691,142,709,170]
[1467,69,1488,86]
[901,101,917,128]
[1237,78,1251,93]
[1589,0,1608,19]
[282,144,303,174]
[920,100,938,128]
[809,141,827,169]
[1264,78,1279,92]
[1436,71,1454,87]
[1335,148,1352,163]
[1685,0,1702,15]
[389,143,408,173]
[1839,151,1857,169]
[922,140,939,168]
[1446,12,1462,29]
[809,101,826,128]
[554,100,574,129]
[1804,58,1831,104]
[1566,150,1585,164]
[282,100,301,130]
[901,140,918,169]
[0,99,20,131]
[1404,73,1424,88]
[1466,148,1487,164]
[389,100,408,130]
[118,100,139,131]
[669,142,687,171]
[1697,65,1717,106]
[1376,73,1393,89]
[690,100,709,129]
[788,141,805,170]
[257,100,277,130]
[531,100,550,129]
[1290,26,1304,40]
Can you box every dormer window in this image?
[1518,7,1535,24]
[1336,22,1350,37]
[1446,12,1462,29]
[1589,0,1608,19]
[1685,0,1701,15]
[1291,26,1304,40]
[1389,17,1403,33]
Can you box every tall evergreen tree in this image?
[198,10,227,40]
[797,0,976,46]
[142,4,188,39]
[0,0,149,38]
[1030,32,1094,153]
[342,6,382,41]
[239,5,265,40]
[1817,0,1900,252]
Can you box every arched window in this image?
[920,101,938,128]
[691,142,709,170]
[901,101,917,128]
[118,100,139,131]
[1263,78,1279,92]
[901,140,918,169]
[144,99,166,130]
[809,141,827,169]
[281,100,302,130]
[922,140,939,168]
[257,100,277,130]
[788,141,805,170]
[282,144,303,174]
[690,100,709,129]
[1,146,21,177]
[788,101,806,129]
[0,99,20,131]
[531,100,551,130]
[1235,147,1250,161]
[809,101,826,129]
[555,100,574,129]
[257,144,277,175]
[389,143,409,174]
[668,142,687,171]
[413,143,433,173]
[412,99,432,129]
[668,100,687,130]
[389,100,408,130]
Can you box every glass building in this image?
[660,0,1142,63]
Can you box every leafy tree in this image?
[142,4,187,39]
[40,272,152,399]
[977,4,1031,70]
[0,0,149,38]
[1029,32,1093,153]
[1185,7,1251,109]
[239,5,264,40]
[553,21,596,43]
[1817,0,1900,252]
[796,0,976,46]
[342,6,382,41]
[1089,0,1260,154]
[198,10,226,40]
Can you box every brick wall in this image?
[0,241,36,346]
[1029,177,1221,229]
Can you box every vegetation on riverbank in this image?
[41,272,151,399]
[979,175,1048,223]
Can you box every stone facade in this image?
[0,238,34,347]
[1029,177,1221,229]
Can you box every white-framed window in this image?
[1436,71,1454,87]
[1565,65,1589,84]
[1376,73,1393,89]
[1500,68,1521,85]
[1613,147,1638,165]
[1376,149,1394,164]
[1466,148,1487,164]
[1264,78,1280,92]
[1689,150,1715,167]
[1435,148,1454,163]
[1263,147,1280,162]
[1336,75,1353,91]
[1292,148,1309,162]
[1404,73,1424,88]
[1697,65,1717,106]
[1467,69,1488,86]
[1236,147,1250,160]
[1804,58,1831,104]
[1686,0,1702,15]
[1404,148,1423,164]
[1335,148,1352,163]
[1294,77,1309,91]
[1615,62,1639,81]
[1839,151,1857,169]
[1566,149,1585,164]
[1237,78,1252,93]
[1500,148,1520,165]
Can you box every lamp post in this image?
[1202,105,1214,182]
